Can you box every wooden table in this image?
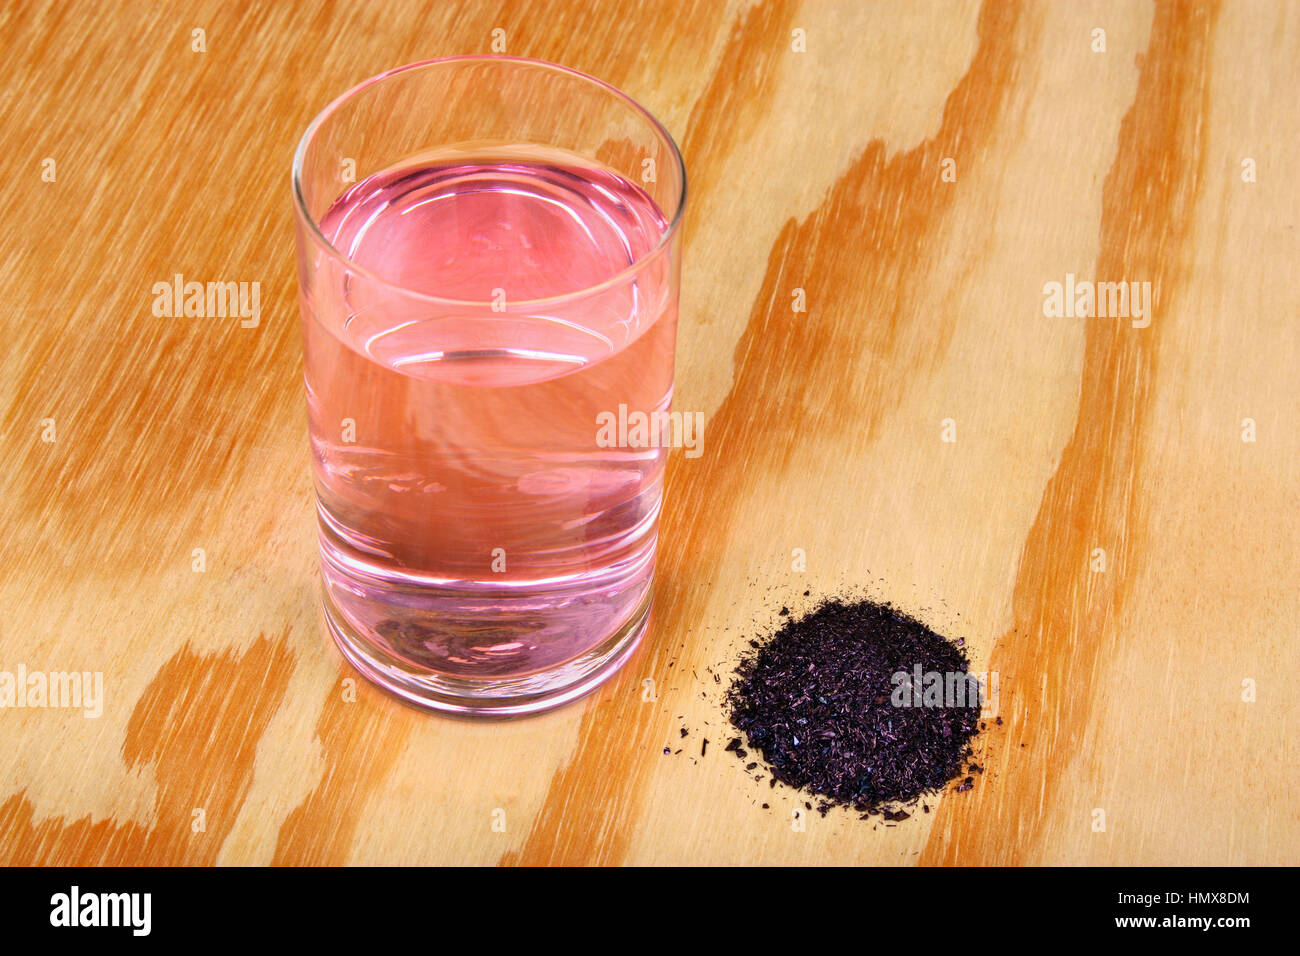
[2,0,1296,866]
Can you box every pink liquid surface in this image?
[301,158,675,686]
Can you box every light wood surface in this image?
[2,0,1296,866]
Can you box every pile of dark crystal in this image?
[726,599,982,816]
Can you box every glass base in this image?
[322,584,650,718]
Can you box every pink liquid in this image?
[300,158,675,695]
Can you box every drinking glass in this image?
[292,57,686,716]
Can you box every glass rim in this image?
[291,54,688,309]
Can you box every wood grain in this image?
[1,0,1296,866]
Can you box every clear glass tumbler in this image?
[292,57,686,716]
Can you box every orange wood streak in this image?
[677,0,802,218]
[502,0,1026,866]
[271,677,413,865]
[0,633,294,865]
[920,0,1220,866]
